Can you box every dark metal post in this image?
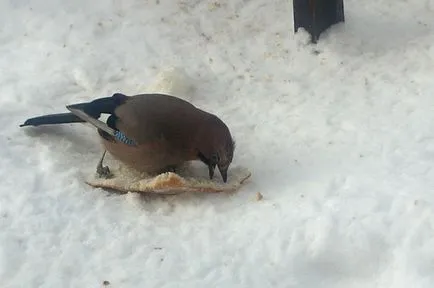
[293,0,345,43]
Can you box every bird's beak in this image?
[208,164,216,180]
[218,165,228,183]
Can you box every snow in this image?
[1,0,434,286]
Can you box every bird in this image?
[20,93,235,182]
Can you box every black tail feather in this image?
[19,112,85,127]
[19,93,129,128]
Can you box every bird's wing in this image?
[67,106,137,146]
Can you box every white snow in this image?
[1,0,434,287]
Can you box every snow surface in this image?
[2,0,434,287]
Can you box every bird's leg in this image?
[96,150,113,179]
[208,164,216,180]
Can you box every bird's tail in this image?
[19,93,128,128]
[19,93,136,146]
[19,112,85,127]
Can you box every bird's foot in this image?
[97,163,113,179]
[160,165,177,174]
[96,151,113,179]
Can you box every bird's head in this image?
[196,115,235,183]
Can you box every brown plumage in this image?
[20,93,235,182]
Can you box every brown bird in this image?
[20,93,235,182]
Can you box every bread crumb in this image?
[255,192,263,201]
